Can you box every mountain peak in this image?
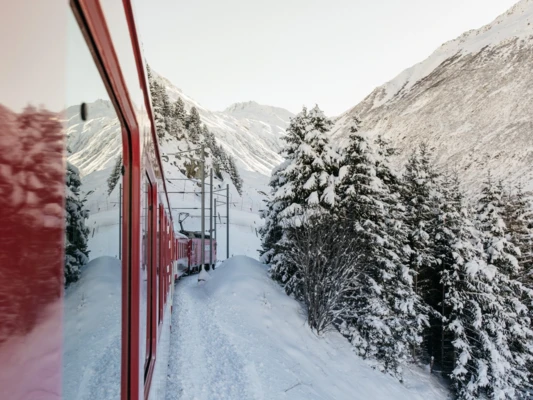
[223,101,265,113]
[223,101,294,126]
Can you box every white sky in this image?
[135,0,518,116]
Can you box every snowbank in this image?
[166,256,449,400]
[62,256,122,400]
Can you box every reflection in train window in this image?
[141,173,153,379]
[62,10,122,400]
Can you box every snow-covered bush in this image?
[282,214,369,334]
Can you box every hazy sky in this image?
[135,0,518,116]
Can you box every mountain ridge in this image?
[153,72,292,177]
[332,0,533,193]
[347,0,533,114]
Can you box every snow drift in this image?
[62,256,122,400]
[166,256,448,400]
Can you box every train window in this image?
[142,173,156,381]
[156,204,161,325]
[158,205,164,324]
[141,175,149,376]
[62,10,122,400]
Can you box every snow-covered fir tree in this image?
[458,171,533,399]
[172,97,187,133]
[259,160,289,265]
[401,143,442,361]
[266,105,338,294]
[186,106,202,143]
[65,162,90,286]
[336,119,426,379]
[273,105,337,221]
[476,172,520,277]
[402,143,440,295]
[429,171,478,375]
[227,155,243,195]
[107,154,122,195]
[148,70,168,139]
[504,182,533,280]
[437,172,491,398]
[173,97,187,125]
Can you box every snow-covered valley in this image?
[62,1,533,398]
[64,71,453,399]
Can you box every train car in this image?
[0,1,180,400]
[180,231,218,273]
[174,232,190,279]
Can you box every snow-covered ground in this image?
[165,256,449,400]
[62,256,122,400]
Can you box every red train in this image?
[174,231,217,278]
[0,1,195,399]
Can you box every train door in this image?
[158,204,163,326]
[141,174,157,383]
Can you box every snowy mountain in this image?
[333,0,533,192]
[65,74,292,220]
[157,74,291,177]
[64,73,291,245]
[66,100,121,176]
[66,96,291,181]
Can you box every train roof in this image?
[179,230,211,239]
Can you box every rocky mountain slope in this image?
[67,96,290,181]
[333,0,533,192]
[66,100,121,176]
[157,74,290,177]
[65,76,292,218]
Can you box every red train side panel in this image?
[0,2,187,399]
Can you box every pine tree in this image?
[149,77,168,139]
[427,171,475,377]
[266,105,337,293]
[456,171,533,399]
[336,119,425,379]
[401,143,442,362]
[438,175,492,398]
[65,162,90,286]
[259,160,289,264]
[274,105,337,221]
[107,154,122,195]
[476,172,520,277]
[186,107,201,143]
[174,97,186,123]
[505,182,533,280]
[227,155,243,195]
[402,143,440,294]
[166,106,181,140]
